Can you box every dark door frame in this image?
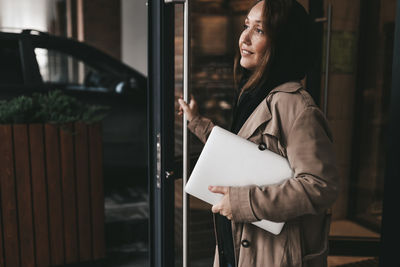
[307,0,324,106]
[148,0,175,266]
[380,0,400,265]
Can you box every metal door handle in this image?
[164,0,185,3]
[165,0,190,266]
[315,4,332,117]
[182,1,189,266]
[323,4,332,117]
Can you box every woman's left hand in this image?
[209,186,232,220]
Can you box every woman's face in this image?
[239,1,268,71]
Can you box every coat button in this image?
[258,142,267,151]
[241,239,250,248]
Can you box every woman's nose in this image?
[242,30,252,44]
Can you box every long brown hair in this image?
[233,0,314,96]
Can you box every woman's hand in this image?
[177,95,199,122]
[209,186,232,220]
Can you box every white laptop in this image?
[184,126,294,235]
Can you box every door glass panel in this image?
[174,1,254,266]
[322,0,396,265]
[0,1,149,267]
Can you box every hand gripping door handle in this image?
[165,0,189,267]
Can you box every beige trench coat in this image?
[187,81,339,267]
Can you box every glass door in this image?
[173,1,255,266]
[319,0,398,265]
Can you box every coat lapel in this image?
[236,81,303,140]
[237,97,271,140]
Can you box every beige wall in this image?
[121,0,148,76]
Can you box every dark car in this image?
[0,29,148,190]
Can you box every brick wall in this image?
[67,0,121,60]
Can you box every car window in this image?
[35,48,115,92]
[0,40,24,85]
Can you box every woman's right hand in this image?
[177,95,199,122]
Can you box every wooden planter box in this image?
[0,122,105,267]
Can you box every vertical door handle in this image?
[165,0,186,3]
[324,4,332,117]
[182,1,190,267]
[314,3,332,117]
[165,0,190,266]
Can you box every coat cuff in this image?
[187,115,202,133]
[187,115,214,144]
[229,186,259,223]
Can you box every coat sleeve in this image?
[187,115,215,144]
[229,106,339,223]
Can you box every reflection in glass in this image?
[35,48,106,91]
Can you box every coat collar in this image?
[237,81,303,140]
[269,81,303,94]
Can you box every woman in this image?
[178,0,339,266]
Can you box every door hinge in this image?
[156,133,161,188]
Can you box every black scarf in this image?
[230,73,274,134]
[230,56,310,134]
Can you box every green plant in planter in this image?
[0,90,109,124]
[0,90,109,264]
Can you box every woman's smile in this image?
[241,48,254,56]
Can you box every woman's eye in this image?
[256,28,264,34]
[243,24,249,30]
